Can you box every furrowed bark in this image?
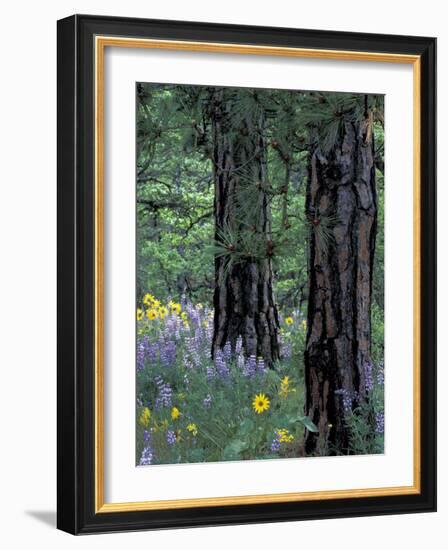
[210,88,280,364]
[304,106,377,455]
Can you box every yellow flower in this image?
[181,311,188,320]
[187,423,198,436]
[252,393,270,414]
[301,319,307,330]
[183,321,190,329]
[152,299,161,309]
[196,303,203,310]
[158,306,168,319]
[143,293,155,306]
[279,375,296,398]
[171,407,180,420]
[139,407,151,427]
[147,309,159,320]
[276,428,294,443]
[285,316,294,325]
[170,302,181,315]
[136,308,144,321]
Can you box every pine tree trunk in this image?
[304,107,377,455]
[210,89,280,364]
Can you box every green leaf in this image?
[236,418,255,438]
[222,439,248,460]
[297,415,319,433]
[188,448,205,463]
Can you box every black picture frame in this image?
[57,14,436,534]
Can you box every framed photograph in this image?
[57,14,436,534]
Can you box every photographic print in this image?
[58,16,436,533]
[135,83,385,465]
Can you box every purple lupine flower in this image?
[223,341,232,361]
[270,437,281,453]
[174,323,181,340]
[206,366,215,380]
[194,331,203,347]
[185,337,201,368]
[143,429,150,443]
[204,324,213,347]
[335,388,356,413]
[157,335,166,362]
[188,307,201,329]
[375,412,385,434]
[164,316,181,340]
[154,375,172,409]
[166,430,176,446]
[203,394,212,408]
[136,340,146,372]
[237,353,245,371]
[150,343,159,361]
[163,319,177,340]
[364,361,374,393]
[137,336,159,371]
[160,341,176,368]
[243,355,257,377]
[376,361,385,386]
[257,358,266,374]
[235,336,243,355]
[139,445,154,465]
[282,342,292,359]
[215,350,229,378]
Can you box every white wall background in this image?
[0,0,444,547]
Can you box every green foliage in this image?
[136,84,314,311]
[345,367,385,455]
[136,86,214,303]
[136,302,314,464]
[296,92,364,152]
[307,211,340,256]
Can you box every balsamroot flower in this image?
[252,393,270,414]
[147,309,159,320]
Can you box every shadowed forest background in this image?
[136,83,385,465]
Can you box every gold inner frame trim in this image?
[94,35,421,513]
